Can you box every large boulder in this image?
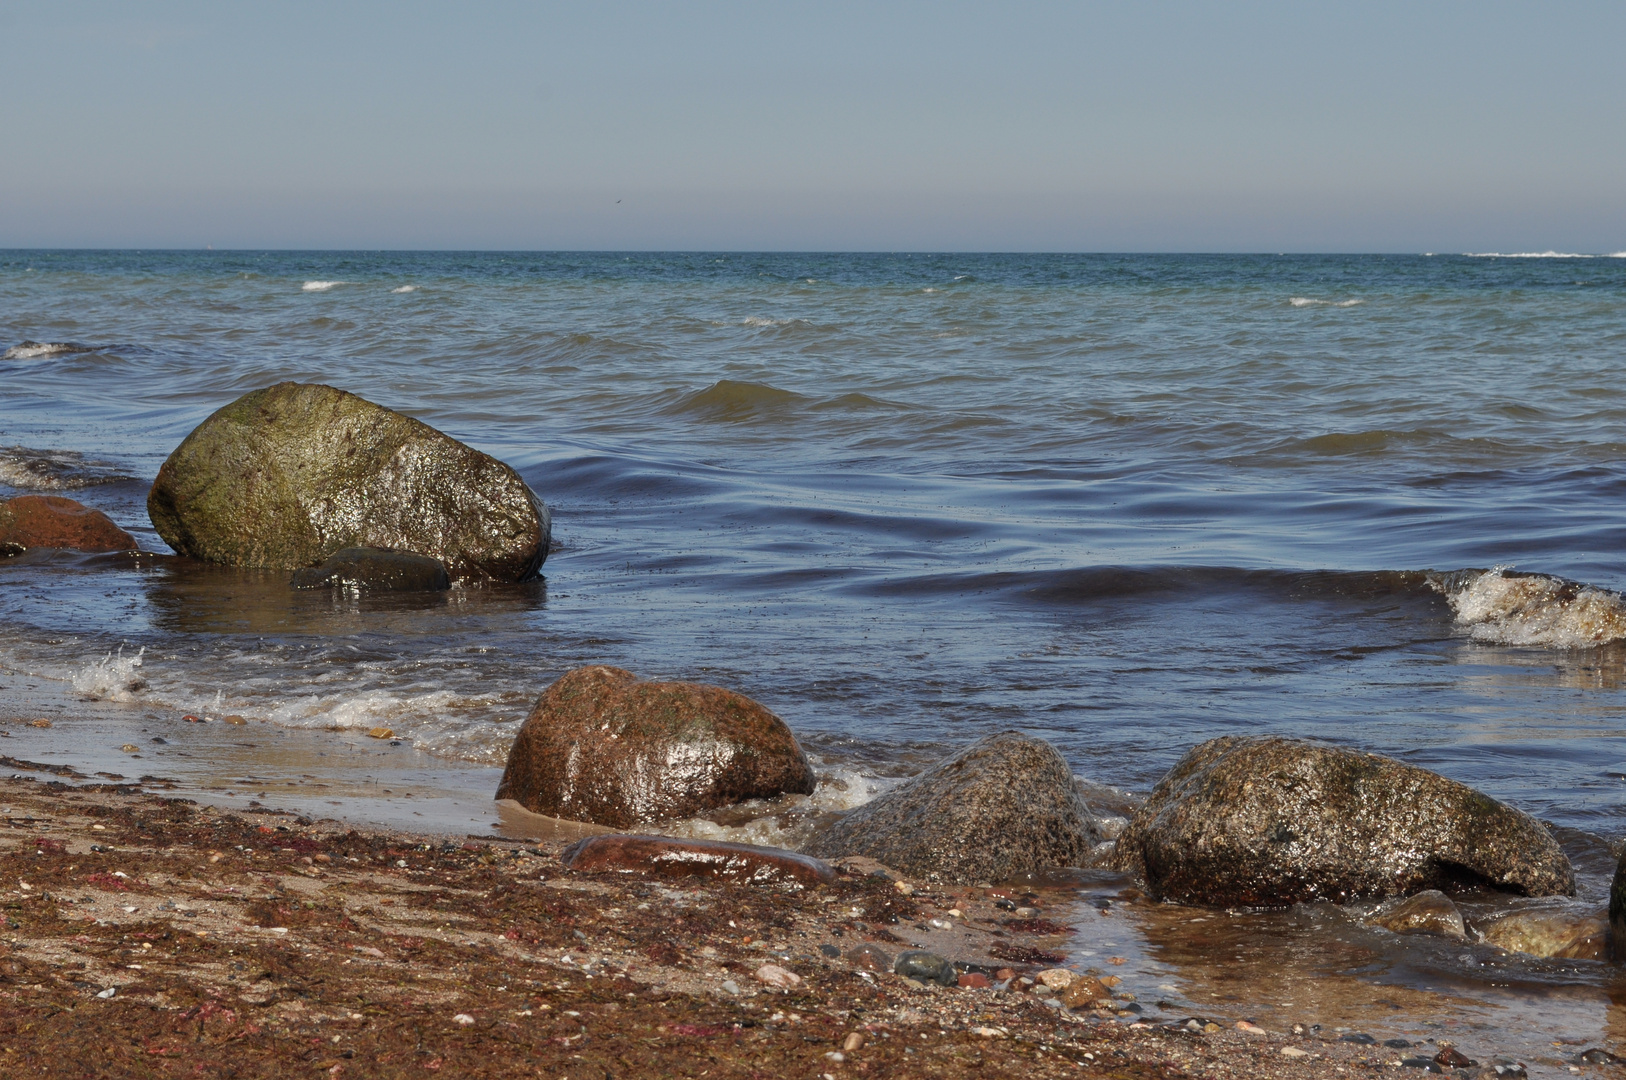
[1112,736,1574,906]
[495,666,815,828]
[802,731,1100,885]
[0,495,135,552]
[147,382,549,582]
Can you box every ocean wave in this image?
[70,646,147,702]
[1463,252,1596,259]
[302,280,346,292]
[391,285,417,293]
[739,316,803,328]
[1436,567,1626,647]
[667,379,807,421]
[2,340,93,360]
[663,763,897,850]
[0,446,135,490]
[1289,297,1364,307]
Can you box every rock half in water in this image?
[289,547,450,592]
[0,495,136,553]
[1111,736,1574,906]
[1364,889,1466,938]
[495,666,815,828]
[147,382,549,582]
[802,731,1100,885]
[1476,907,1608,960]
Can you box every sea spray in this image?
[1437,567,1626,647]
[71,645,148,701]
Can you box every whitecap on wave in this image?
[1289,297,1364,308]
[3,340,92,360]
[391,285,417,293]
[1437,567,1626,648]
[1464,251,1595,259]
[0,446,134,490]
[302,280,346,292]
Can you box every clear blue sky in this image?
[2,1,1622,252]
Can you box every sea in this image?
[5,250,1626,1062]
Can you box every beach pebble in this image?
[147,381,550,582]
[844,943,892,971]
[892,950,956,987]
[1061,976,1111,1009]
[957,972,990,989]
[1434,1045,1476,1068]
[754,964,800,989]
[1399,1057,1442,1072]
[368,727,395,740]
[818,943,840,957]
[497,666,815,827]
[0,494,135,553]
[1235,1020,1267,1036]
[1112,735,1574,906]
[1036,968,1074,989]
[805,731,1100,885]
[452,1013,475,1026]
[721,980,741,995]
[560,834,834,888]
[1577,1048,1624,1065]
[842,1033,864,1051]
[1280,1046,1308,1058]
[1339,1032,1377,1045]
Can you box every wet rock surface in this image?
[0,494,136,552]
[1474,907,1608,960]
[1611,846,1626,961]
[559,834,835,887]
[803,731,1100,885]
[496,665,815,827]
[1364,890,1466,938]
[288,546,451,592]
[1112,736,1574,906]
[147,382,549,582]
[893,950,957,987]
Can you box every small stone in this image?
[823,1052,845,1063]
[1339,1032,1378,1045]
[368,727,394,739]
[842,1033,864,1051]
[819,943,840,958]
[1036,968,1075,989]
[452,1013,475,1026]
[1015,906,1038,917]
[957,972,990,989]
[1399,1058,1442,1072]
[894,881,914,895]
[971,1027,1005,1038]
[844,943,892,971]
[1235,1021,1267,1036]
[1577,1049,1625,1065]
[1367,889,1467,938]
[1479,907,1608,960]
[1061,976,1111,1009]
[1099,975,1121,988]
[223,715,247,725]
[1032,983,1053,997]
[892,950,956,987]
[755,964,800,989]
[721,980,740,995]
[28,719,51,729]
[1281,1047,1309,1058]
[96,987,116,999]
[1434,1045,1476,1068]
[119,744,139,753]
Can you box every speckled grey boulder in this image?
[803,731,1099,885]
[148,382,549,582]
[1111,736,1574,907]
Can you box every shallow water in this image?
[4,250,1626,1062]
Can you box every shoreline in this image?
[0,772,1561,1078]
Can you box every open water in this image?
[5,250,1626,1063]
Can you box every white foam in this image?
[0,447,132,491]
[662,764,899,851]
[1463,251,1594,259]
[3,341,81,360]
[301,280,346,292]
[71,646,147,702]
[1438,568,1626,648]
[1289,297,1364,307]
[391,285,417,293]
[740,316,798,327]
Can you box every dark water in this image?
[5,251,1626,1063]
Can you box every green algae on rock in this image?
[803,731,1100,885]
[496,666,815,828]
[1112,736,1575,907]
[147,382,549,582]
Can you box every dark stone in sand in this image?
[497,666,815,828]
[147,382,549,582]
[1111,736,1574,906]
[289,547,450,592]
[1365,889,1466,939]
[893,950,956,987]
[0,495,135,553]
[803,731,1099,885]
[1399,1057,1442,1072]
[1476,907,1608,959]
[1579,1048,1626,1065]
[845,943,892,971]
[559,834,834,888]
[1339,1033,1377,1045]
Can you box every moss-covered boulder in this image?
[1111,736,1574,906]
[147,383,548,582]
[496,666,815,828]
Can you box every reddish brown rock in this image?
[496,666,815,827]
[0,495,135,552]
[559,834,835,888]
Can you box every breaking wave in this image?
[302,280,346,292]
[1289,297,1364,307]
[391,285,417,293]
[0,446,135,490]
[2,341,93,360]
[71,646,148,702]
[1464,252,1596,259]
[1436,567,1626,648]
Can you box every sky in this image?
[1,2,1623,252]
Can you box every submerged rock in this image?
[1476,908,1608,960]
[559,834,834,888]
[147,382,549,582]
[1365,889,1466,939]
[803,731,1099,885]
[0,495,135,552]
[496,666,815,828]
[289,547,450,592]
[1111,736,1574,906]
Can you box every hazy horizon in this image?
[4,2,1622,252]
